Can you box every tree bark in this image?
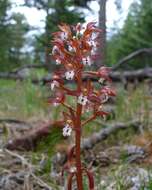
[96,0,107,67]
[44,1,52,71]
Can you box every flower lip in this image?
[56,59,61,65]
[78,94,88,106]
[60,31,68,40]
[68,44,76,52]
[69,166,77,173]
[50,80,59,90]
[65,70,75,80]
[63,124,72,137]
[52,45,59,55]
[82,56,92,66]
[88,40,96,48]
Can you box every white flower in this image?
[98,78,105,84]
[91,47,97,55]
[88,40,96,47]
[60,32,68,40]
[63,124,72,137]
[88,40,97,55]
[53,102,59,107]
[52,45,59,55]
[82,56,92,66]
[100,180,106,186]
[100,93,109,103]
[78,94,88,106]
[68,45,76,52]
[50,80,59,90]
[56,59,61,65]
[65,70,75,80]
[69,166,77,173]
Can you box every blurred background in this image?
[1,0,152,72]
[0,0,152,189]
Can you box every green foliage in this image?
[115,84,151,124]
[36,128,63,154]
[0,0,30,71]
[0,79,47,119]
[108,0,152,69]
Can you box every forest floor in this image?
[0,79,152,190]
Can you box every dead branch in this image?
[0,72,26,80]
[14,63,48,73]
[4,149,53,190]
[81,120,140,150]
[109,67,152,82]
[5,120,140,151]
[112,48,152,70]
[5,121,64,151]
[0,118,32,126]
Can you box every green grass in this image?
[0,79,48,120]
[115,84,151,125]
[1,79,150,122]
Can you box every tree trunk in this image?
[45,1,52,71]
[96,0,107,68]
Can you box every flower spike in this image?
[48,22,116,190]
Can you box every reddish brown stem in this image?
[67,173,75,190]
[82,115,97,127]
[60,85,77,96]
[84,71,97,76]
[75,103,83,190]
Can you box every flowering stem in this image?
[75,103,83,190]
[51,22,116,190]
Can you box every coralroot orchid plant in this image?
[48,22,116,190]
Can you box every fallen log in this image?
[14,63,47,72]
[112,48,152,70]
[0,72,26,80]
[5,120,140,151]
[82,120,140,150]
[0,67,152,84]
[110,67,152,82]
[5,121,64,151]
[0,118,31,125]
